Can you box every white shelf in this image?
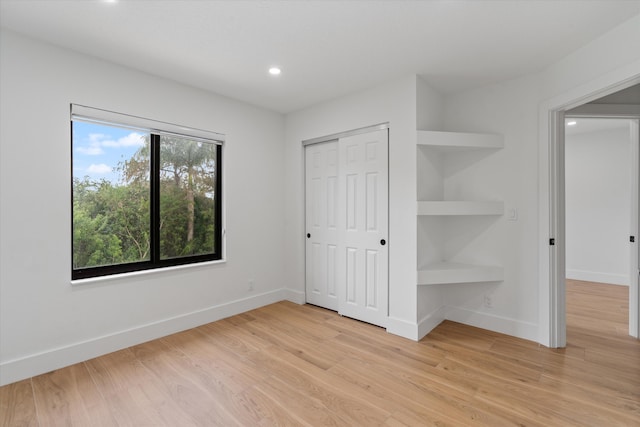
[417,131,504,151]
[416,129,505,287]
[418,262,504,285]
[417,201,504,216]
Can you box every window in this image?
[71,105,223,279]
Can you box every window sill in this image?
[70,258,227,286]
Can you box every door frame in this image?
[539,71,640,348]
[302,123,390,147]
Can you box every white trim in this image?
[417,306,446,340]
[71,104,225,144]
[71,258,227,286]
[301,122,389,146]
[388,304,539,343]
[0,289,286,386]
[283,288,306,304]
[630,119,640,338]
[386,316,420,341]
[550,109,567,348]
[567,103,640,118]
[446,307,538,342]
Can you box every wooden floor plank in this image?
[0,379,38,427]
[131,339,247,426]
[1,279,638,426]
[31,363,116,427]
[256,345,391,426]
[238,384,314,427]
[161,328,270,395]
[240,315,345,370]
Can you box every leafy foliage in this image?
[157,136,217,258]
[73,137,217,269]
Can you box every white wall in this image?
[565,125,632,286]
[441,74,542,340]
[444,14,640,344]
[0,30,286,386]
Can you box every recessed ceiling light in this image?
[269,67,281,76]
[567,121,577,126]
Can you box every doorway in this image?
[564,117,635,338]
[544,81,640,348]
[303,125,389,328]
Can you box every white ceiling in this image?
[1,0,639,113]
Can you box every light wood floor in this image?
[1,281,638,426]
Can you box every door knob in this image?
[307,233,311,238]
[380,239,386,246]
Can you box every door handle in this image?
[380,239,386,246]
[307,233,311,238]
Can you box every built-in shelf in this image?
[417,201,504,216]
[417,130,504,151]
[416,130,505,287]
[417,262,504,285]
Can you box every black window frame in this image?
[71,111,223,280]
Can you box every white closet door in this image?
[337,129,388,327]
[305,128,388,328]
[305,140,340,310]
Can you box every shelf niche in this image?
[416,130,504,286]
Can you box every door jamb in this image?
[630,120,640,338]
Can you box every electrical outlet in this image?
[248,279,255,291]
[483,294,493,309]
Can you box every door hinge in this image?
[549,238,555,246]
[631,236,635,243]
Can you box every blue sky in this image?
[73,121,147,185]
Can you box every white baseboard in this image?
[282,288,306,304]
[566,269,629,286]
[387,305,536,343]
[386,316,420,341]
[0,289,286,386]
[386,305,536,343]
[445,306,538,342]
[417,306,446,340]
